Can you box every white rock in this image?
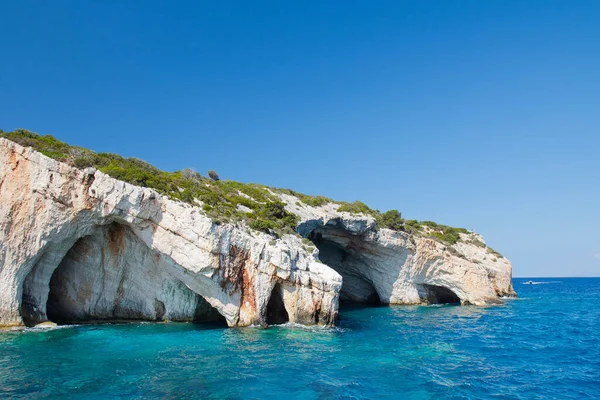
[0,138,515,329]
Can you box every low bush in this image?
[337,200,378,216]
[420,221,470,245]
[447,245,466,259]
[487,247,504,258]
[377,209,405,231]
[404,219,422,234]
[273,188,332,207]
[471,238,486,248]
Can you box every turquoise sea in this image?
[1,278,599,399]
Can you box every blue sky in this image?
[1,1,599,277]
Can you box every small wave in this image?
[270,322,347,333]
[242,323,267,329]
[24,324,75,332]
[521,281,561,285]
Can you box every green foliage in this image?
[249,219,276,233]
[0,129,482,245]
[260,201,287,219]
[377,209,405,231]
[1,129,73,161]
[447,245,467,259]
[430,229,460,245]
[422,222,470,245]
[0,129,298,236]
[471,238,486,248]
[421,221,469,235]
[225,181,275,203]
[487,247,504,259]
[299,195,331,207]
[337,200,378,216]
[273,188,332,207]
[404,219,422,234]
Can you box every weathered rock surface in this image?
[46,222,224,324]
[0,138,515,328]
[285,195,516,305]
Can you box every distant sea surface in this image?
[1,278,599,399]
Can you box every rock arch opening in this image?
[309,230,381,306]
[192,296,227,325]
[24,222,226,326]
[419,284,461,305]
[266,283,289,325]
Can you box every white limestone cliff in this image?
[0,138,515,328]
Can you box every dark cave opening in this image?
[421,284,461,305]
[46,258,79,324]
[266,283,289,325]
[193,296,228,326]
[309,230,381,306]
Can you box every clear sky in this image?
[1,1,599,277]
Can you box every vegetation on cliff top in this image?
[0,129,489,250]
[0,129,298,235]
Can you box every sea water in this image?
[1,278,599,399]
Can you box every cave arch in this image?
[22,222,227,326]
[266,283,289,325]
[419,284,461,305]
[309,230,381,305]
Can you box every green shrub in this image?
[420,221,470,245]
[487,247,504,258]
[299,195,331,207]
[337,200,377,216]
[431,229,461,245]
[271,188,332,207]
[471,238,486,248]
[223,181,275,203]
[377,209,405,231]
[447,246,466,259]
[260,201,287,219]
[249,219,276,233]
[404,220,422,234]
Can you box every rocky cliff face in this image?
[0,138,515,328]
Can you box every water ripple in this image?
[1,278,599,399]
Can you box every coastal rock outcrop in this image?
[0,138,515,328]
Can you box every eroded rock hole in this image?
[309,231,381,305]
[266,283,289,325]
[193,296,227,325]
[420,284,461,305]
[44,222,226,325]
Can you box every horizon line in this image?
[513,276,599,278]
